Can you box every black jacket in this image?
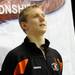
[1,37,63,75]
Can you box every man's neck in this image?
[27,35,45,48]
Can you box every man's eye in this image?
[32,15,38,18]
[31,13,45,18]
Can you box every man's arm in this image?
[1,51,29,75]
[1,51,17,75]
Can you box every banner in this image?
[0,0,65,22]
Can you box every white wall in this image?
[0,0,75,74]
[45,0,75,75]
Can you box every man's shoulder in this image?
[48,47,62,60]
[48,47,58,53]
[7,43,29,60]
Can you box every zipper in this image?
[40,47,46,60]
[40,48,51,75]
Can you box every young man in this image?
[1,5,63,75]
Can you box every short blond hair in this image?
[19,4,40,24]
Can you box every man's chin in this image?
[40,30,46,35]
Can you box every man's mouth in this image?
[40,24,46,26]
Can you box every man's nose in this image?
[39,15,45,22]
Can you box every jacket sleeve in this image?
[13,58,29,75]
[1,51,17,75]
[1,51,29,75]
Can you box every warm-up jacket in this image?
[1,37,63,75]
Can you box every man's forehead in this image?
[25,7,44,16]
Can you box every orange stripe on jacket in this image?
[14,59,28,75]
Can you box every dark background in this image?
[71,0,75,31]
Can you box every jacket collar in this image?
[23,36,50,54]
[24,36,50,47]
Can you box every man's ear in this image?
[20,22,28,31]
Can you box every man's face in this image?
[24,7,47,36]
